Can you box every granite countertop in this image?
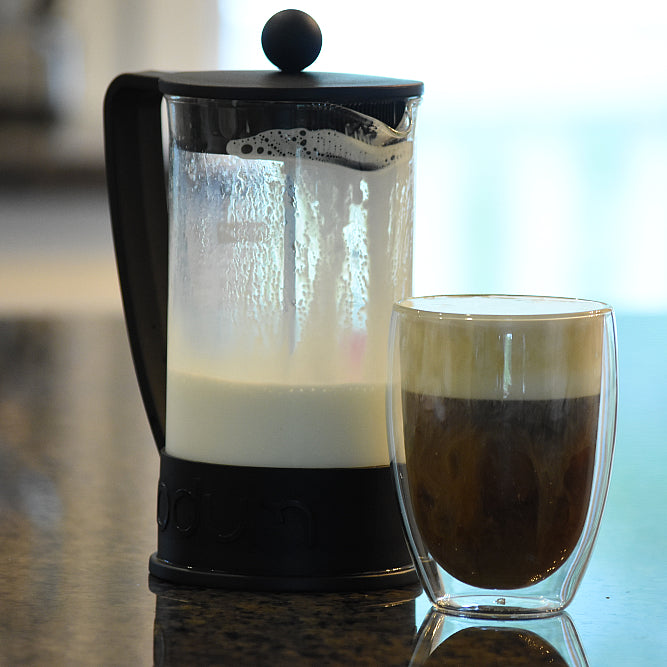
[0,314,666,665]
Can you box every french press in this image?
[104,10,423,590]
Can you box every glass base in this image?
[432,593,566,620]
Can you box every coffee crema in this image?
[403,392,599,589]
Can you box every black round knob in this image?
[261,10,322,73]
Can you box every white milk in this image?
[166,370,389,468]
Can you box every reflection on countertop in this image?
[411,610,586,666]
[151,579,421,665]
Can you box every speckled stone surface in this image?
[151,580,421,665]
[1,315,666,665]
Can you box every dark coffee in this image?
[403,392,599,589]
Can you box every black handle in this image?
[104,72,168,450]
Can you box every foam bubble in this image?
[226,126,411,171]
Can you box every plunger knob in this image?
[262,9,322,73]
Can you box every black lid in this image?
[158,70,423,103]
[158,10,422,103]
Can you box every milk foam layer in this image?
[400,294,610,317]
[399,313,604,401]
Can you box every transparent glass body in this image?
[165,96,419,468]
[387,295,617,617]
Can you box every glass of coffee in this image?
[387,295,617,618]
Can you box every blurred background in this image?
[1,0,666,313]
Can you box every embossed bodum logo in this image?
[156,480,317,549]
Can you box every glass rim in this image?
[393,294,614,321]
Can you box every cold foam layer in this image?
[166,370,389,468]
[398,312,604,401]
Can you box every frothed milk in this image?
[166,101,417,468]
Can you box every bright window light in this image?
[217,1,667,312]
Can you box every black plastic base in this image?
[149,553,416,591]
[150,452,417,591]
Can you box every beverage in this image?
[166,370,389,468]
[403,392,599,589]
[388,295,616,615]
